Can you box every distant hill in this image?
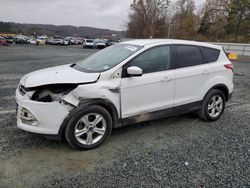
[0,21,125,38]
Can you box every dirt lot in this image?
[0,45,249,188]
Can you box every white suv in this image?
[16,39,234,150]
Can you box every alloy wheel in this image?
[74,113,107,145]
[207,95,224,118]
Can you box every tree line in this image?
[126,0,250,42]
[0,22,125,38]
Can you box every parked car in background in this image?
[106,40,119,47]
[37,35,48,40]
[27,37,38,45]
[36,36,47,45]
[36,38,46,45]
[48,36,64,45]
[69,37,77,45]
[64,37,72,45]
[63,38,70,45]
[4,36,15,44]
[46,37,53,45]
[15,39,234,150]
[0,36,8,45]
[70,37,83,45]
[76,38,84,44]
[94,39,106,49]
[14,37,28,44]
[83,39,95,48]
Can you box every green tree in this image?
[226,0,250,41]
[198,11,211,38]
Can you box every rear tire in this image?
[198,89,226,121]
[65,105,112,150]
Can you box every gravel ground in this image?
[0,45,249,188]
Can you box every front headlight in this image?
[31,84,77,102]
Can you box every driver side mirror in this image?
[127,66,142,77]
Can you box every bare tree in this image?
[171,0,198,39]
[127,0,249,42]
[126,0,170,38]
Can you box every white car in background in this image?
[49,36,64,45]
[70,37,83,45]
[27,37,37,45]
[94,39,106,49]
[69,37,78,45]
[83,39,95,48]
[16,39,234,150]
[63,38,70,45]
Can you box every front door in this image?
[120,45,175,118]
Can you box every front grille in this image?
[19,85,27,96]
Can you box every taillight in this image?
[224,64,234,72]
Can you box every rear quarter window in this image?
[201,47,220,63]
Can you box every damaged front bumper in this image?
[15,86,73,136]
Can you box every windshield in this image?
[73,44,141,72]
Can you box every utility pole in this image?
[167,24,171,38]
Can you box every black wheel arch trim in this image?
[57,98,120,139]
[204,84,230,101]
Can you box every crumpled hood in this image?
[20,64,100,88]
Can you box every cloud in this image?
[0,0,205,30]
[0,0,132,30]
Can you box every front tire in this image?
[198,89,226,121]
[65,105,112,150]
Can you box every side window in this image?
[201,47,220,63]
[129,46,171,74]
[175,45,203,68]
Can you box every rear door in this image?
[173,45,214,107]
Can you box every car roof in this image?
[121,39,221,49]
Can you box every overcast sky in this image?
[0,0,205,31]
